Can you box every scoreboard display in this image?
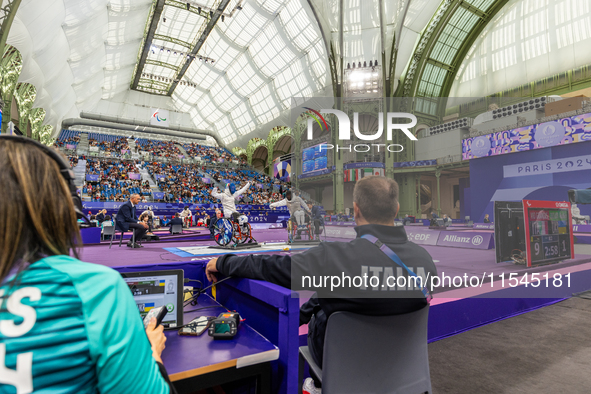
[523,200,574,267]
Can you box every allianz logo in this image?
[443,234,484,245]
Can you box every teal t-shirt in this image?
[0,255,169,394]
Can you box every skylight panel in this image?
[222,3,269,46]
[198,93,225,123]
[250,84,281,124]
[211,77,242,112]
[226,53,265,97]
[231,103,257,133]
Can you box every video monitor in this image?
[120,269,184,327]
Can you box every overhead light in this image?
[210,11,213,17]
[237,5,242,10]
[358,62,361,68]
[198,6,201,13]
[167,49,170,53]
[347,63,350,69]
[186,2,190,10]
[221,15,224,22]
[174,51,177,55]
[160,47,163,52]
[163,17,166,22]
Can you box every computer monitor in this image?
[120,269,184,328]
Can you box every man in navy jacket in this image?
[205,177,437,391]
[115,194,148,248]
[169,213,184,234]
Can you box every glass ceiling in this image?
[450,0,591,97]
[134,0,328,144]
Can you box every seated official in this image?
[115,193,148,248]
[483,214,491,223]
[169,213,183,233]
[139,212,154,235]
[402,214,412,226]
[208,209,223,238]
[206,176,437,393]
[443,214,452,226]
[161,215,170,227]
[0,137,175,394]
[96,208,107,223]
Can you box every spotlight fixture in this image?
[237,5,242,10]
[198,7,201,13]
[221,15,224,22]
[163,17,166,22]
[369,60,372,67]
[186,2,190,10]
[358,62,361,67]
[374,59,378,66]
[363,61,367,67]
[210,11,213,17]
[347,63,350,69]
[352,62,355,68]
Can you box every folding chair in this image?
[299,306,431,394]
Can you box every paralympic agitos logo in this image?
[303,108,417,153]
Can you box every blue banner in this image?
[463,112,591,160]
[86,174,100,182]
[81,201,288,221]
[153,192,165,200]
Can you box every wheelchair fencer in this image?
[213,212,256,247]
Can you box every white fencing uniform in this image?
[211,182,250,218]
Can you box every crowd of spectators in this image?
[83,159,151,201]
[66,135,293,207]
[136,139,181,157]
[54,130,80,148]
[144,161,215,204]
[88,135,130,156]
[183,143,234,163]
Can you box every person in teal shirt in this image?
[0,137,175,394]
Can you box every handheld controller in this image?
[208,312,240,339]
[143,306,168,329]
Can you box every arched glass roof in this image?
[172,0,328,144]
[8,0,329,145]
[450,0,591,97]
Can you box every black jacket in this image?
[115,201,137,232]
[216,224,437,354]
[169,218,183,232]
[96,213,105,223]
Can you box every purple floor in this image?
[81,228,591,291]
[81,228,290,267]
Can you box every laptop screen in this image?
[121,269,184,328]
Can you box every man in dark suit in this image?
[115,194,148,248]
[169,213,184,234]
[208,209,223,238]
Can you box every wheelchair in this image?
[286,212,323,243]
[213,213,256,247]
